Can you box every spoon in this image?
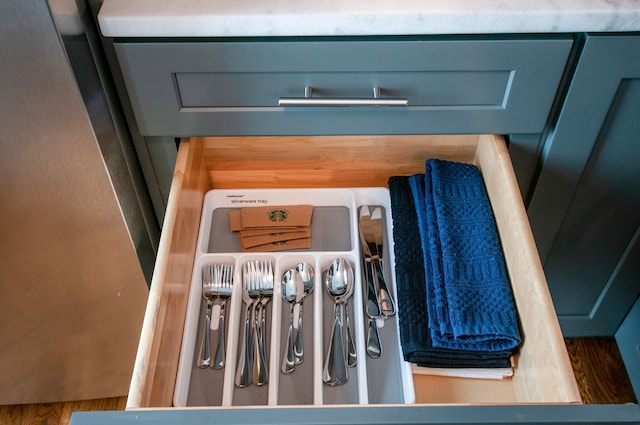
[322,257,355,386]
[281,268,302,374]
[294,262,314,365]
[340,262,357,368]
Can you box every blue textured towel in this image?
[409,159,521,352]
[389,176,514,367]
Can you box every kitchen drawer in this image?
[114,37,572,137]
[127,134,581,410]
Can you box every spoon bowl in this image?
[296,262,315,297]
[325,257,352,302]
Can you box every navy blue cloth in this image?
[407,159,521,352]
[388,176,513,368]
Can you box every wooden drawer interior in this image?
[128,134,582,409]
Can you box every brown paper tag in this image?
[240,229,311,249]
[242,237,311,252]
[238,226,308,238]
[239,205,313,228]
[228,210,243,232]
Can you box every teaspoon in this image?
[281,268,302,373]
[294,262,314,365]
[322,257,355,386]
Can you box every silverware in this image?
[235,259,273,387]
[360,206,395,317]
[198,263,235,368]
[212,264,234,369]
[322,257,355,386]
[235,262,257,387]
[359,207,383,359]
[197,264,216,368]
[254,260,273,386]
[370,207,396,317]
[281,268,303,374]
[294,262,314,366]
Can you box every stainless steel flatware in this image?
[235,259,273,387]
[254,260,273,386]
[212,264,234,369]
[294,262,314,366]
[281,268,303,374]
[359,206,396,317]
[370,207,396,317]
[359,206,396,359]
[198,264,216,368]
[359,207,383,359]
[322,257,355,386]
[235,262,258,387]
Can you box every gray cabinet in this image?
[114,37,571,137]
[528,34,640,337]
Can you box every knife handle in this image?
[367,317,382,359]
[373,258,396,317]
[363,258,381,318]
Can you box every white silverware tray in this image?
[173,188,414,407]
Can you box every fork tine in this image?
[266,260,273,289]
[226,264,233,287]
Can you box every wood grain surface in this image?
[0,396,126,425]
[565,337,637,404]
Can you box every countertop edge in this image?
[97,2,640,38]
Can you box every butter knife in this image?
[370,207,396,317]
[359,206,381,319]
[358,206,382,358]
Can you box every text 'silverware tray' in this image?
[173,188,414,407]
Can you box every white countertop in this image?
[97,0,640,38]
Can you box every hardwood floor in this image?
[0,396,126,425]
[0,338,636,424]
[565,337,637,404]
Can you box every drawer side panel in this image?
[128,139,209,408]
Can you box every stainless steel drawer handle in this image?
[279,87,408,107]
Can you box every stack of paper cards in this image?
[229,204,313,252]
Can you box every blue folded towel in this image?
[389,176,514,367]
[409,159,521,352]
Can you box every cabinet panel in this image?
[114,37,571,136]
[528,35,640,336]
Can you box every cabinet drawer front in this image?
[115,38,572,136]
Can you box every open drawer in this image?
[127,134,581,409]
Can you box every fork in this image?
[254,260,273,386]
[212,264,234,369]
[235,261,262,387]
[198,264,216,368]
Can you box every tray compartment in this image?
[355,203,408,405]
[275,253,319,406]
[182,254,237,407]
[206,206,352,253]
[318,253,368,405]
